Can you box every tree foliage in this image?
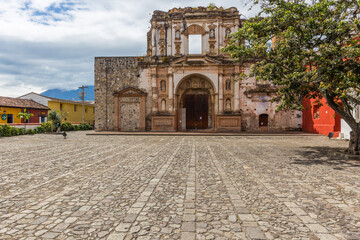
[17,108,34,131]
[224,0,360,154]
[17,108,33,122]
[48,110,67,132]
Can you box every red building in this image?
[0,97,50,124]
[302,97,341,137]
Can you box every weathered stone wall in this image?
[94,57,148,131]
[238,65,302,131]
[94,6,302,133]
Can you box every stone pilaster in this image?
[168,71,174,113]
[234,66,241,112]
[219,74,224,113]
[114,96,119,131]
[151,72,158,112]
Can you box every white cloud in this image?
[0,0,259,97]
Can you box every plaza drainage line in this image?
[107,138,184,240]
[180,140,197,239]
[206,143,268,240]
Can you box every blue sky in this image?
[0,0,259,97]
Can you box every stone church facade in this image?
[95,6,302,132]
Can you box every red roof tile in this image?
[0,96,50,110]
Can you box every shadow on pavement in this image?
[290,146,360,169]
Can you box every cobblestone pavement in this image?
[0,132,359,240]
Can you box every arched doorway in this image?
[176,75,215,130]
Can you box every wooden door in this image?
[185,94,208,129]
[259,114,269,127]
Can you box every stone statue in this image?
[209,28,215,38]
[226,99,231,111]
[225,28,231,37]
[161,99,166,112]
[175,30,180,39]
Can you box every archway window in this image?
[160,80,166,92]
[189,35,202,54]
[225,79,231,90]
[259,114,269,127]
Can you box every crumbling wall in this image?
[94,57,147,131]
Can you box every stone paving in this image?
[0,132,359,240]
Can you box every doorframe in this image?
[184,93,209,130]
[175,74,216,131]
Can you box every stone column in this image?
[140,95,146,131]
[168,70,174,113]
[234,80,240,112]
[151,72,158,112]
[214,94,219,115]
[219,74,224,113]
[152,28,157,56]
[114,96,119,131]
[234,66,241,112]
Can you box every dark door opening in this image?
[185,94,208,129]
[7,114,13,124]
[259,114,269,127]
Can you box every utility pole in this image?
[78,85,88,123]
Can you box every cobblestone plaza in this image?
[0,132,359,239]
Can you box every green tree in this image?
[224,0,360,155]
[17,108,34,131]
[48,110,66,132]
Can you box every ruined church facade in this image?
[95,7,302,131]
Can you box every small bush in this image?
[36,126,45,133]
[74,125,80,131]
[11,127,19,136]
[42,122,52,132]
[18,128,25,135]
[1,124,12,137]
[79,123,93,130]
[26,129,35,135]
[61,122,75,131]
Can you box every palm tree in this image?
[17,108,34,132]
[48,110,61,132]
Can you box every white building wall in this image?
[339,105,360,140]
[18,93,50,106]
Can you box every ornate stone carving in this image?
[175,43,181,56]
[225,28,232,38]
[175,30,181,39]
[209,28,215,39]
[184,24,206,35]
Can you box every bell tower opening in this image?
[188,34,202,55]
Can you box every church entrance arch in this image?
[176,74,215,130]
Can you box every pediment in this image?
[171,56,223,65]
[114,87,147,96]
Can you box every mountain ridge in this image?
[41,86,95,101]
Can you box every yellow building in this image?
[0,96,49,124]
[18,92,95,125]
[48,99,94,124]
